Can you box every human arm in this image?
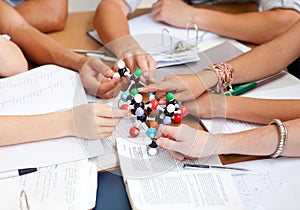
[0,35,27,77]
[0,2,121,99]
[156,118,300,160]
[185,93,300,124]
[14,0,68,33]
[152,0,300,44]
[93,0,156,82]
[140,19,300,101]
[0,103,130,147]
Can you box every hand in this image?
[123,47,156,84]
[106,36,156,84]
[156,124,220,160]
[184,93,227,119]
[79,57,123,99]
[152,0,197,28]
[139,74,207,102]
[72,103,130,139]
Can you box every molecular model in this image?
[115,60,188,156]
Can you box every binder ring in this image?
[19,190,30,210]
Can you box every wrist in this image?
[216,133,234,155]
[73,55,89,73]
[59,110,76,137]
[196,69,218,90]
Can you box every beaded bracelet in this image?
[205,63,234,94]
[269,119,287,158]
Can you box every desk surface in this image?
[48,3,284,165]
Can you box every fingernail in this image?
[156,138,163,146]
[105,69,114,76]
[143,71,149,77]
[138,87,146,91]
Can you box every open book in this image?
[0,65,104,172]
[116,137,245,210]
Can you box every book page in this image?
[116,137,221,178]
[0,159,98,210]
[228,158,300,210]
[126,170,245,210]
[0,65,104,172]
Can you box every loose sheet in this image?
[228,158,300,210]
[0,159,98,210]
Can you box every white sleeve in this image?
[258,0,300,13]
[124,0,143,13]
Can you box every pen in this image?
[225,71,286,96]
[225,82,256,96]
[0,168,37,180]
[183,164,250,172]
[86,52,118,62]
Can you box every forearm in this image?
[194,9,300,44]
[0,111,75,146]
[93,0,139,57]
[219,118,300,157]
[228,19,300,84]
[226,97,300,124]
[10,24,87,72]
[14,0,68,33]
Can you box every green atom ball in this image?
[166,92,174,101]
[131,88,139,96]
[134,68,142,77]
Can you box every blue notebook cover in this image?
[94,170,131,210]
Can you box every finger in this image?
[99,132,114,139]
[96,78,122,98]
[94,104,131,118]
[151,1,162,16]
[158,124,185,140]
[97,126,118,133]
[147,59,157,83]
[173,91,194,102]
[123,56,136,72]
[156,136,178,150]
[169,150,185,161]
[89,57,112,76]
[138,82,172,93]
[96,117,123,127]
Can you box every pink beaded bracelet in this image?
[205,63,234,94]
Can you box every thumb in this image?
[156,137,177,150]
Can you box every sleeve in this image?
[123,0,143,13]
[258,0,300,13]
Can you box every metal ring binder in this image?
[19,190,30,210]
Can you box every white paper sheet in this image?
[116,137,221,178]
[0,159,98,210]
[228,158,300,210]
[0,65,104,172]
[126,170,245,210]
